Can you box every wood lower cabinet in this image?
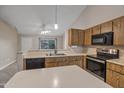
[84,29,92,45]
[45,56,84,68]
[101,21,113,33]
[106,69,120,88]
[45,62,57,68]
[106,62,124,88]
[119,74,124,87]
[45,58,57,68]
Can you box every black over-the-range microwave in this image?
[92,32,113,45]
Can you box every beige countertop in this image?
[107,58,124,66]
[23,53,87,59]
[5,65,111,88]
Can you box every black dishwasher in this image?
[26,58,45,70]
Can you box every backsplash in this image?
[83,45,124,58]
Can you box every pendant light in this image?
[54,5,58,30]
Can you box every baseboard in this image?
[0,60,16,71]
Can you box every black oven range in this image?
[86,48,119,81]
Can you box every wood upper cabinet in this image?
[78,30,84,46]
[101,21,113,33]
[68,29,84,46]
[113,18,121,45]
[92,25,101,35]
[84,29,92,45]
[113,16,124,45]
[68,29,78,46]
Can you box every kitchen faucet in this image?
[54,49,57,54]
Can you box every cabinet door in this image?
[78,30,84,46]
[71,29,79,45]
[120,17,124,45]
[101,21,113,33]
[113,18,121,45]
[84,29,92,45]
[45,62,57,68]
[92,25,101,35]
[106,69,120,87]
[119,74,124,88]
[113,17,124,45]
[68,29,79,46]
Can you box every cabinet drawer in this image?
[56,57,67,62]
[107,62,122,73]
[45,62,57,68]
[45,58,56,62]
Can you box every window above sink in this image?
[39,38,57,49]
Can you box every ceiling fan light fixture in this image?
[41,30,51,35]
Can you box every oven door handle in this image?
[86,57,105,64]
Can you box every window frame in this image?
[39,38,57,49]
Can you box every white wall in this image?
[0,20,18,69]
[72,5,124,29]
[21,36,33,51]
[21,35,64,51]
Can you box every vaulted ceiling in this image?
[0,5,86,36]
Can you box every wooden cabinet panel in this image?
[45,62,57,68]
[68,29,78,46]
[45,58,56,62]
[45,56,84,68]
[78,30,84,46]
[113,17,124,45]
[106,69,120,88]
[113,18,121,45]
[92,25,101,35]
[121,66,124,75]
[68,29,84,46]
[72,29,79,45]
[119,17,124,45]
[119,74,124,88]
[84,29,92,45]
[57,61,67,66]
[101,21,113,33]
[107,62,122,73]
[106,62,124,88]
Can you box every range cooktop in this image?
[87,55,116,61]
